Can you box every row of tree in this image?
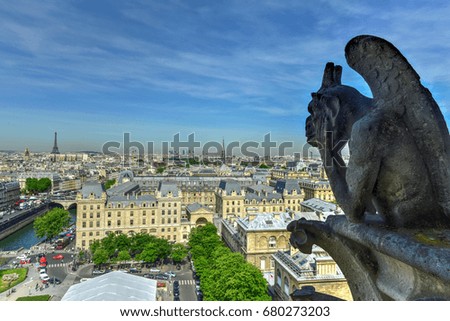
[90,233,188,266]
[188,223,271,301]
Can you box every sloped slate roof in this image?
[61,271,157,301]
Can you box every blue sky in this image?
[0,0,449,153]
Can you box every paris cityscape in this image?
[0,1,449,315]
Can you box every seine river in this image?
[0,208,76,251]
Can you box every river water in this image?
[0,208,76,251]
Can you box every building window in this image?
[97,212,100,218]
[83,205,86,210]
[90,205,93,210]
[107,221,111,227]
[96,221,100,227]
[89,222,93,228]
[130,211,134,216]
[162,218,165,224]
[89,232,93,236]
[96,231,100,236]
[143,210,146,216]
[130,219,134,226]
[276,269,281,286]
[143,218,146,225]
[130,203,134,208]
[82,213,86,219]
[269,236,277,248]
[174,210,177,215]
[117,220,121,226]
[168,218,171,224]
[151,218,155,224]
[90,213,93,219]
[168,210,171,215]
[82,240,86,247]
[108,212,111,218]
[97,205,100,210]
[152,210,155,215]
[284,277,290,296]
[162,210,165,215]
[161,228,165,232]
[82,222,86,228]
[82,232,86,237]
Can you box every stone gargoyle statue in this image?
[305,35,450,228]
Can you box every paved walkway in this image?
[0,262,94,301]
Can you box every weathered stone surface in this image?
[306,35,450,228]
[288,216,450,300]
[291,35,450,301]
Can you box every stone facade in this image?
[273,247,352,301]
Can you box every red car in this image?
[52,254,64,260]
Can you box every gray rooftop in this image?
[158,181,179,197]
[238,212,293,230]
[218,180,242,195]
[81,181,104,199]
[275,179,301,194]
[301,198,341,214]
[61,271,157,301]
[107,181,140,196]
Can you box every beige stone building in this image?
[75,180,214,250]
[299,179,335,202]
[272,246,352,301]
[215,179,304,221]
[221,212,292,273]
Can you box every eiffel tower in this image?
[51,132,60,154]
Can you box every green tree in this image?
[129,233,156,256]
[156,166,165,174]
[188,222,271,301]
[26,178,51,193]
[136,244,159,263]
[117,250,131,264]
[100,233,117,257]
[115,234,131,252]
[92,248,109,266]
[259,164,269,169]
[34,208,70,240]
[104,179,116,189]
[171,243,188,263]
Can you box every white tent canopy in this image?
[62,271,157,301]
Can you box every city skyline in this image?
[0,1,449,152]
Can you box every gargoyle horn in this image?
[320,62,342,90]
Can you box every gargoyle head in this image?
[306,62,372,149]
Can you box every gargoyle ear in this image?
[327,96,340,127]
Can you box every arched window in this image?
[269,236,277,248]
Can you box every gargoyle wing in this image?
[345,35,450,218]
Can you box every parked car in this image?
[174,296,180,301]
[16,254,28,260]
[40,274,50,281]
[164,271,176,278]
[155,274,168,280]
[150,268,160,273]
[143,274,155,279]
[129,268,141,274]
[48,277,61,284]
[52,254,64,260]
[173,280,179,287]
[92,270,105,275]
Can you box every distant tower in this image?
[51,132,60,154]
[222,138,226,163]
[24,148,30,161]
